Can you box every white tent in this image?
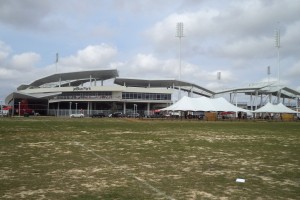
[160,96,199,111]
[252,102,298,113]
[161,96,249,112]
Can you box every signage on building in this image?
[73,87,91,91]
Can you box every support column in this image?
[255,90,258,110]
[172,83,175,104]
[297,97,299,117]
[123,102,126,114]
[57,102,60,117]
[250,93,253,111]
[87,102,90,116]
[147,103,150,117]
[47,100,50,116]
[277,89,281,104]
[12,98,15,116]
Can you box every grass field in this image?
[0,117,299,199]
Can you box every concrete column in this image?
[87,102,90,116]
[57,102,60,117]
[12,98,15,116]
[297,97,299,117]
[123,102,126,114]
[277,89,281,104]
[250,93,253,111]
[47,100,50,116]
[147,103,150,116]
[255,90,258,110]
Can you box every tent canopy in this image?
[252,102,298,113]
[161,96,249,112]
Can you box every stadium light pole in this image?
[55,53,59,73]
[176,22,184,100]
[267,66,271,83]
[274,23,280,83]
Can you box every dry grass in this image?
[0,117,299,199]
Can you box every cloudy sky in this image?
[0,0,300,100]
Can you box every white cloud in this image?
[120,53,235,87]
[145,0,300,59]
[0,40,11,62]
[59,44,118,71]
[123,53,180,78]
[0,0,56,30]
[0,68,14,81]
[286,61,300,78]
[129,54,161,72]
[9,52,40,71]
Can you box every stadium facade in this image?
[4,69,214,116]
[4,69,299,117]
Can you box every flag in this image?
[56,53,59,63]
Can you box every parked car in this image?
[127,113,140,118]
[91,113,106,118]
[70,113,84,118]
[110,112,124,118]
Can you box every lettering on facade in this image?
[73,87,91,91]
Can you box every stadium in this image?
[3,68,300,117]
[4,69,214,117]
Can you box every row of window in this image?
[51,91,171,101]
[122,92,171,100]
[53,95,112,100]
[53,92,113,100]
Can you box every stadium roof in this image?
[20,69,119,89]
[114,77,215,97]
[215,82,300,99]
[5,92,62,104]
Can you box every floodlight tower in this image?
[176,22,184,100]
[267,66,272,103]
[217,71,221,97]
[217,71,221,81]
[267,66,271,83]
[274,24,280,83]
[55,52,59,73]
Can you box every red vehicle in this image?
[16,100,33,116]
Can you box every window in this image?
[122,92,171,100]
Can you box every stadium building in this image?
[4,69,214,116]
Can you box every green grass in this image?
[0,117,299,199]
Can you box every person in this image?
[238,112,241,120]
